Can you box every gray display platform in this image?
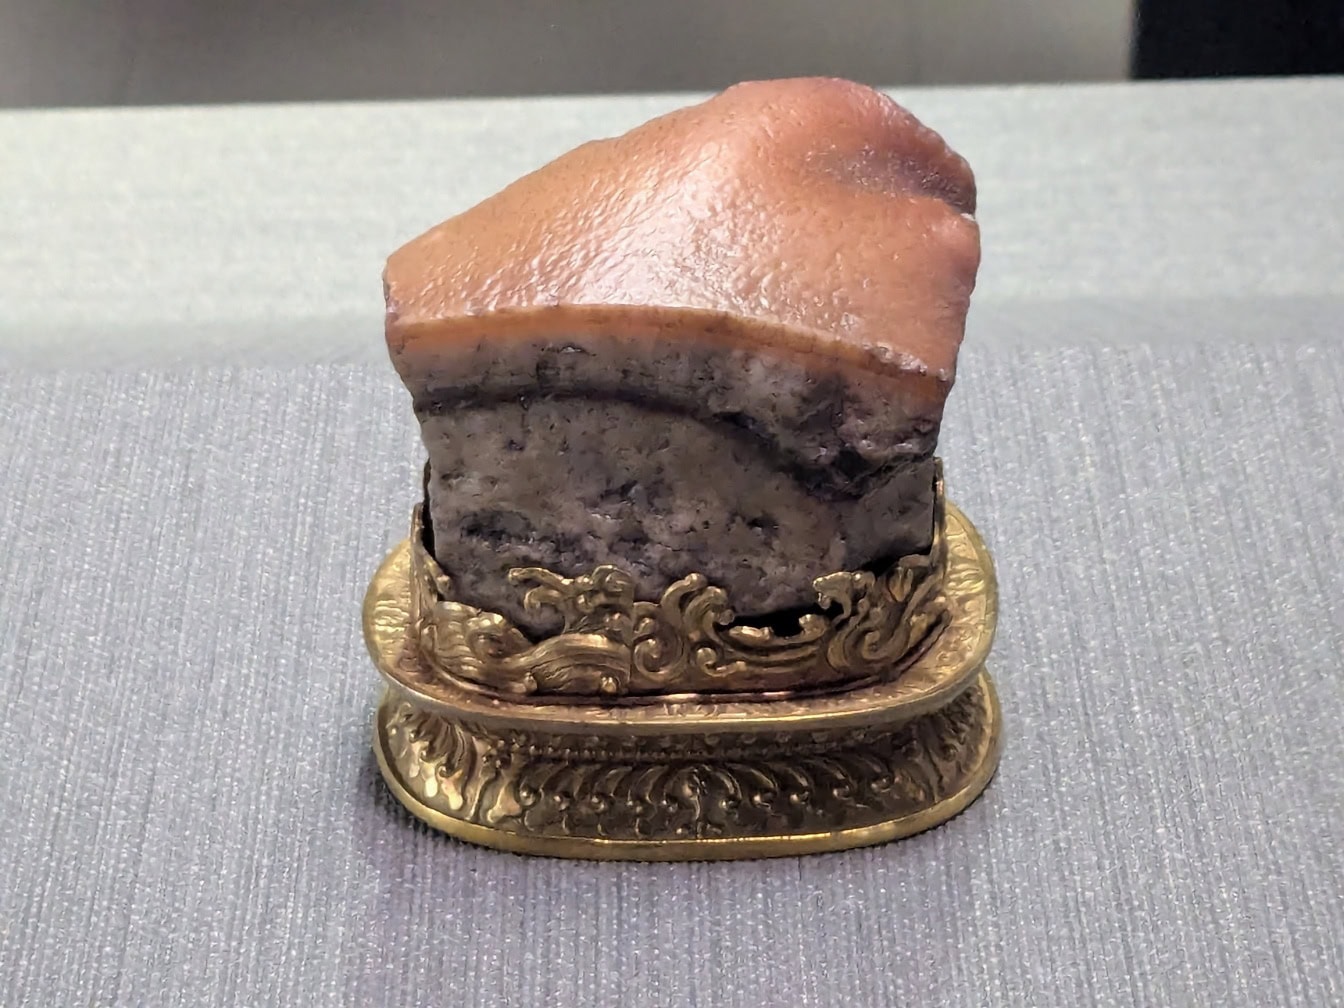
[2,78,1342,1006]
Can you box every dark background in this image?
[1135,0,1344,77]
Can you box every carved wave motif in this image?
[407,477,954,700]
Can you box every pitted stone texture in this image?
[385,77,979,379]
[422,394,937,637]
[413,336,938,635]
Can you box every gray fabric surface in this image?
[3,79,1344,1006]
[3,338,1342,1007]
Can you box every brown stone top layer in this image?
[384,77,979,394]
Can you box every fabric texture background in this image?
[1,79,1342,1006]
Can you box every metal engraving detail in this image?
[379,673,997,843]
[410,483,951,700]
[364,485,1002,859]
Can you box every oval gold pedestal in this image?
[373,670,999,860]
[365,503,1000,860]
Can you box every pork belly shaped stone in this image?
[385,77,980,634]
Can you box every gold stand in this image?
[364,500,1000,860]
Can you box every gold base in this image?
[374,671,999,860]
[365,503,1000,860]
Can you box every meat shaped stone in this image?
[384,77,980,635]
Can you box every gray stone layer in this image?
[402,334,943,636]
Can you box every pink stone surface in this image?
[386,77,979,395]
[381,79,981,630]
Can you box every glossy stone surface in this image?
[384,77,979,634]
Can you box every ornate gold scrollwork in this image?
[410,485,950,700]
